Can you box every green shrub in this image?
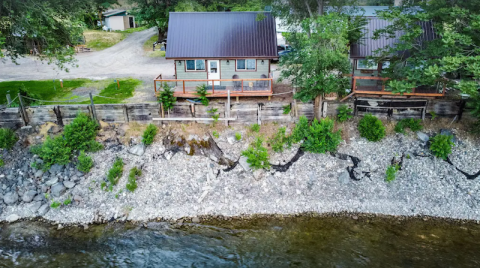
[241,137,270,170]
[142,124,158,145]
[107,157,124,186]
[250,123,260,133]
[358,114,385,142]
[0,156,4,167]
[51,201,61,208]
[195,84,209,106]
[291,115,309,143]
[63,113,99,151]
[63,196,72,205]
[337,105,353,123]
[385,164,399,182]
[283,104,291,115]
[158,83,177,111]
[302,118,342,154]
[235,132,242,141]
[430,134,454,160]
[269,127,289,153]
[395,118,423,134]
[77,151,93,173]
[0,128,18,150]
[126,167,142,192]
[31,136,72,170]
[212,130,219,138]
[207,108,219,125]
[429,111,437,120]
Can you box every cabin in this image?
[102,9,135,31]
[155,12,278,98]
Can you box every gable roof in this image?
[103,9,127,17]
[350,17,437,58]
[166,12,278,59]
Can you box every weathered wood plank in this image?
[195,104,225,124]
[126,103,160,122]
[26,106,58,125]
[230,103,258,125]
[297,102,314,120]
[58,105,92,125]
[261,102,292,122]
[95,104,127,123]
[0,108,23,129]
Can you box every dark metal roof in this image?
[103,9,127,17]
[166,12,278,59]
[350,17,437,58]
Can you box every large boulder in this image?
[22,190,37,203]
[3,192,18,205]
[128,143,146,156]
[51,183,66,198]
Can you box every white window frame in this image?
[236,59,256,71]
[185,59,206,72]
[357,59,378,70]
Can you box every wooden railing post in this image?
[183,81,185,94]
[212,81,215,94]
[241,80,244,92]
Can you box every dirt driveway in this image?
[0,28,174,82]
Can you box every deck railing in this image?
[154,74,273,98]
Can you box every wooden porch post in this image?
[183,81,186,94]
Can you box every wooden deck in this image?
[154,74,273,98]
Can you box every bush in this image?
[107,157,124,186]
[337,105,353,123]
[63,196,72,205]
[241,137,270,170]
[50,201,61,208]
[291,115,309,143]
[385,164,399,182]
[250,123,260,133]
[158,83,177,111]
[358,114,385,142]
[207,108,219,125]
[77,151,93,173]
[212,130,219,138]
[235,132,241,141]
[31,136,72,170]
[430,134,454,160]
[283,104,291,115]
[302,118,342,154]
[126,167,142,192]
[142,124,158,145]
[394,118,423,134]
[269,127,289,153]
[63,113,99,151]
[195,84,209,106]
[0,128,18,150]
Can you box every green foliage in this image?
[430,134,454,160]
[241,137,270,170]
[291,115,310,143]
[207,108,219,125]
[32,136,72,170]
[142,124,158,145]
[212,131,219,139]
[195,84,209,106]
[77,151,93,173]
[158,83,177,111]
[358,114,386,142]
[235,132,242,141]
[385,164,400,182]
[63,113,99,152]
[0,156,4,167]
[337,105,353,123]
[429,111,437,120]
[302,118,342,154]
[283,104,291,115]
[250,124,260,133]
[101,181,107,190]
[63,196,72,206]
[269,127,289,153]
[50,201,62,209]
[386,80,416,95]
[107,157,124,186]
[0,128,18,150]
[89,79,142,104]
[126,167,142,192]
[394,119,423,134]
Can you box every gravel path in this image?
[1,124,479,224]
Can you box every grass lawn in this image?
[143,34,166,58]
[84,26,148,51]
[86,78,143,104]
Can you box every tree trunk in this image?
[98,11,103,26]
[314,94,323,120]
[317,0,324,15]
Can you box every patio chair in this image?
[232,74,241,91]
[255,74,268,91]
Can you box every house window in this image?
[236,59,256,71]
[357,59,377,70]
[186,60,206,71]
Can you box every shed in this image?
[102,9,135,31]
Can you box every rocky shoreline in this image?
[0,121,479,225]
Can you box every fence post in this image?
[6,94,11,107]
[226,90,231,126]
[89,93,98,122]
[17,93,28,125]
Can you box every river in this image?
[1,216,479,267]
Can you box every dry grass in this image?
[84,30,125,51]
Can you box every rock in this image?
[164,151,174,160]
[33,194,45,202]
[3,191,18,205]
[440,129,457,142]
[45,177,59,186]
[34,170,44,178]
[6,214,19,222]
[38,203,50,216]
[185,146,191,154]
[239,156,252,173]
[128,143,146,156]
[252,169,265,180]
[41,185,49,193]
[73,195,83,202]
[192,217,200,223]
[417,132,429,143]
[51,182,66,198]
[338,171,350,185]
[209,155,218,162]
[227,135,236,145]
[28,201,42,213]
[22,190,37,203]
[63,181,76,189]
[49,164,64,174]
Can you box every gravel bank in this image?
[0,123,479,224]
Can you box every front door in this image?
[208,60,220,86]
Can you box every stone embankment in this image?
[0,122,479,224]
